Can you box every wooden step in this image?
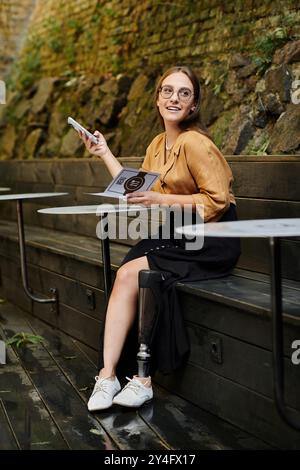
[1,221,300,448]
[0,300,272,450]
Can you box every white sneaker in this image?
[112,376,153,408]
[87,375,121,411]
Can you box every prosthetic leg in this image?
[137,269,170,377]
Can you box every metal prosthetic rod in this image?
[137,270,167,378]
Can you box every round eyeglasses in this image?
[159,85,194,102]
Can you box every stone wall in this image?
[12,0,300,83]
[0,0,300,159]
[0,0,37,78]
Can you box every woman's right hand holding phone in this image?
[78,130,112,160]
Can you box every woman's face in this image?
[156,72,196,127]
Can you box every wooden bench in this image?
[0,156,299,449]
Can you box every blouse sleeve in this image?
[184,132,231,222]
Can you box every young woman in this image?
[79,66,240,411]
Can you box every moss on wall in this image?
[1,0,300,158]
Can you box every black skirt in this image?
[99,203,241,378]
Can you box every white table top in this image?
[176,218,300,238]
[0,192,68,201]
[0,188,11,192]
[38,204,149,215]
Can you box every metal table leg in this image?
[98,213,112,301]
[16,200,58,313]
[270,236,300,430]
[97,213,112,369]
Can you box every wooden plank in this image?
[178,274,300,321]
[52,160,110,187]
[0,245,105,291]
[236,197,300,220]
[0,236,107,289]
[0,304,117,450]
[237,238,300,281]
[0,219,130,269]
[177,288,300,358]
[0,275,103,351]
[1,155,300,185]
[0,368,68,450]
[2,302,168,451]
[186,323,300,410]
[0,161,22,184]
[155,362,300,449]
[233,268,300,292]
[227,156,300,162]
[0,256,107,320]
[24,306,272,450]
[0,323,67,450]
[0,158,137,186]
[0,275,32,313]
[0,232,299,349]
[72,338,99,365]
[0,195,160,242]
[3,265,298,380]
[32,302,103,351]
[140,385,272,450]
[0,400,19,450]
[231,161,300,200]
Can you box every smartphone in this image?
[67,117,98,144]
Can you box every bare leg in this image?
[99,256,151,385]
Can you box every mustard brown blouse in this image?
[141,130,236,223]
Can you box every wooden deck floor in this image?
[0,300,273,450]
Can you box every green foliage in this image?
[281,11,299,28]
[111,36,122,46]
[204,61,229,97]
[67,18,83,34]
[91,13,102,25]
[210,110,234,149]
[44,17,62,34]
[84,30,94,43]
[111,55,123,76]
[65,40,76,65]
[252,26,294,75]
[6,332,45,348]
[257,27,288,56]
[15,36,44,89]
[49,37,63,53]
[103,7,116,18]
[234,23,250,36]
[247,136,270,155]
[44,17,65,55]
[212,70,228,96]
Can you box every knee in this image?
[115,264,139,287]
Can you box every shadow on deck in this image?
[0,300,272,450]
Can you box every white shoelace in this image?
[124,376,151,395]
[92,375,112,396]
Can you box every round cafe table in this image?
[0,193,68,310]
[176,218,300,431]
[38,203,149,301]
[39,201,151,370]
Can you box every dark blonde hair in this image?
[155,65,212,141]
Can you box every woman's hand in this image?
[126,191,164,207]
[78,130,111,159]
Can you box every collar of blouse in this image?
[153,133,183,186]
